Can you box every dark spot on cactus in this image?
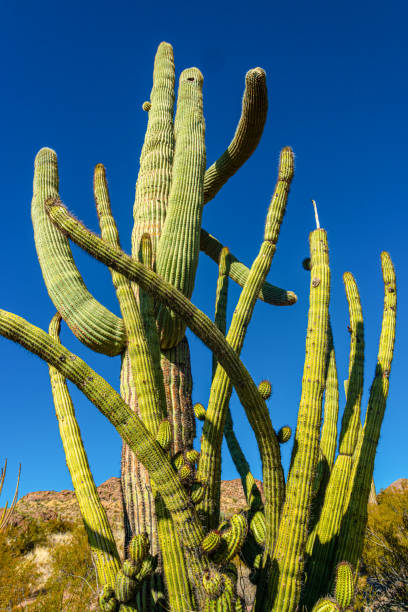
[187,77,194,81]
[312,277,320,287]
[347,325,352,334]
[387,286,395,293]
[58,355,66,363]
[383,369,390,378]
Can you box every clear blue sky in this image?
[0,0,406,502]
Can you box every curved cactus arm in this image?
[94,167,195,611]
[32,147,125,356]
[196,147,293,542]
[303,273,365,609]
[257,228,331,612]
[200,229,297,306]
[44,200,285,529]
[0,461,21,531]
[0,309,216,591]
[48,312,121,588]
[335,252,397,569]
[131,41,175,260]
[203,68,268,204]
[156,67,206,348]
[212,246,230,378]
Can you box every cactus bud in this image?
[122,559,137,578]
[136,554,158,581]
[186,449,200,464]
[172,452,184,470]
[114,569,138,603]
[142,101,151,111]
[201,529,221,554]
[194,402,206,420]
[258,380,272,400]
[191,480,205,504]
[250,510,266,546]
[310,598,340,612]
[156,419,172,451]
[277,425,292,443]
[99,586,119,612]
[178,463,192,482]
[128,533,149,565]
[202,569,223,599]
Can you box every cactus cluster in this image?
[0,41,398,611]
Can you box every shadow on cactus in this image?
[0,41,397,611]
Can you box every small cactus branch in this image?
[200,228,297,305]
[212,246,230,378]
[335,251,397,568]
[32,147,125,356]
[156,67,206,348]
[259,228,330,612]
[0,460,21,531]
[48,312,121,588]
[203,67,268,204]
[197,148,293,535]
[44,199,285,497]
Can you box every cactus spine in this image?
[0,41,398,612]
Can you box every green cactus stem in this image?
[334,252,396,569]
[128,533,150,567]
[32,148,125,356]
[156,67,206,348]
[200,228,297,306]
[48,312,121,588]
[203,67,267,204]
[258,228,330,612]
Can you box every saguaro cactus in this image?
[0,41,397,612]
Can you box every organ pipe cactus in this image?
[0,41,398,612]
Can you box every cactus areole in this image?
[0,42,397,612]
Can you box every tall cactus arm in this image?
[258,228,330,612]
[335,251,397,569]
[0,309,215,588]
[212,247,264,513]
[94,165,166,430]
[131,41,175,260]
[94,167,195,612]
[44,200,285,520]
[200,229,297,305]
[196,147,293,539]
[156,68,206,348]
[48,313,121,588]
[303,273,365,609]
[319,322,339,472]
[32,147,125,356]
[203,68,267,204]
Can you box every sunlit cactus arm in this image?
[203,67,267,204]
[94,165,166,432]
[257,227,330,612]
[303,273,365,608]
[47,312,121,588]
[0,309,216,590]
[156,67,206,348]
[31,147,125,356]
[94,165,195,611]
[319,321,339,472]
[131,41,175,260]
[196,148,293,538]
[200,228,297,305]
[335,251,397,569]
[44,200,286,491]
[211,245,263,516]
[0,460,21,531]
